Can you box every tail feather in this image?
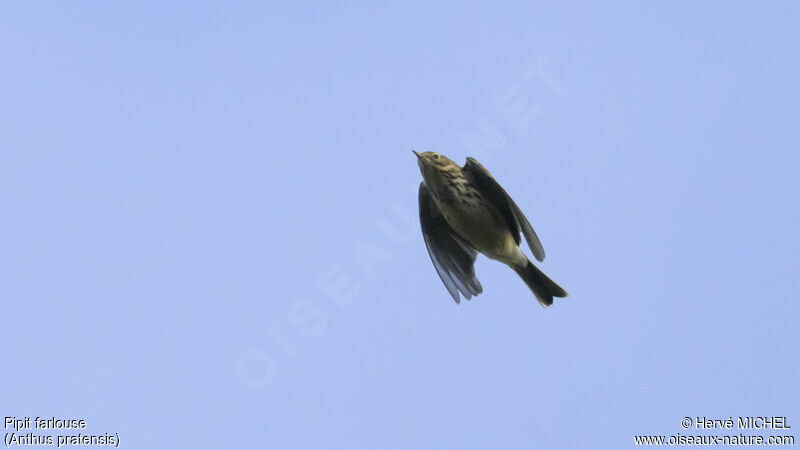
[512,259,568,307]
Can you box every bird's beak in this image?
[412,150,421,158]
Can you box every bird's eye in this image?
[433,154,440,160]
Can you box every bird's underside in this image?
[417,155,567,306]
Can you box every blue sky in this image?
[1,2,798,449]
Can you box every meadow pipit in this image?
[414,151,568,306]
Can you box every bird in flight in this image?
[414,151,568,306]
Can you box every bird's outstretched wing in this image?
[418,183,482,303]
[463,157,546,262]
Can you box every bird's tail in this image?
[512,259,568,307]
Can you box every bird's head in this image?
[413,150,460,188]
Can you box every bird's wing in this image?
[418,183,482,303]
[463,157,546,262]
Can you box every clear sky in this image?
[2,1,798,449]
